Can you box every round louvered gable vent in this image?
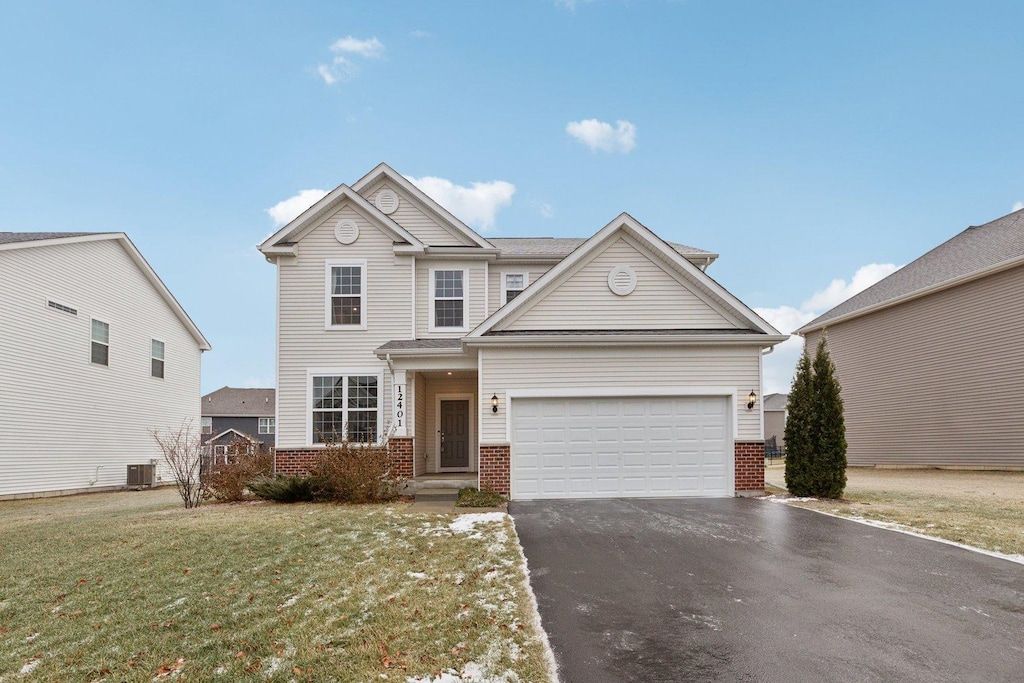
[608,265,637,296]
[375,189,399,214]
[334,220,359,245]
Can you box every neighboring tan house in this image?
[763,393,788,453]
[258,163,786,499]
[201,387,276,452]
[0,232,210,499]
[797,207,1024,469]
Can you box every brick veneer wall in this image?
[734,441,765,493]
[274,437,416,479]
[479,444,510,495]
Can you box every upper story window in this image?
[503,272,528,304]
[91,319,109,366]
[201,416,213,434]
[151,339,165,378]
[259,417,275,435]
[326,260,367,330]
[431,268,467,331]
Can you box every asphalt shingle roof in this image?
[801,208,1024,331]
[0,231,98,244]
[376,339,464,351]
[490,237,713,258]
[763,393,789,411]
[202,387,276,417]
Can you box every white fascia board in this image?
[463,334,790,347]
[383,354,478,372]
[418,247,500,260]
[373,346,468,359]
[351,163,496,250]
[795,254,1024,336]
[0,232,121,252]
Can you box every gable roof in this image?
[1,232,210,351]
[763,393,789,411]
[207,428,260,445]
[202,387,276,416]
[799,208,1024,334]
[466,213,785,342]
[258,184,424,255]
[351,163,495,250]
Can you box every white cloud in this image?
[405,175,516,231]
[540,203,554,219]
[410,29,431,39]
[317,36,384,85]
[566,119,637,153]
[1013,201,1023,212]
[266,189,328,227]
[554,0,594,10]
[756,263,901,393]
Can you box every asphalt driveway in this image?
[511,498,1024,682]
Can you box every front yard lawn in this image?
[766,465,1024,558]
[0,489,554,681]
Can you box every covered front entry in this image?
[510,395,732,499]
[407,370,478,477]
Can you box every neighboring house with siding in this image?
[797,208,1024,469]
[201,387,276,452]
[0,232,210,499]
[259,163,786,499]
[763,393,788,453]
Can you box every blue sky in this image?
[3,1,1023,394]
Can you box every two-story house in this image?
[258,163,786,499]
[201,386,276,453]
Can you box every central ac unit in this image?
[127,464,156,487]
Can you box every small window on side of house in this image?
[201,416,212,434]
[259,417,275,434]
[91,319,109,366]
[504,273,527,304]
[151,339,165,378]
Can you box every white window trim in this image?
[500,271,529,305]
[259,417,275,435]
[428,266,469,333]
[151,339,165,379]
[324,259,368,331]
[306,368,385,446]
[201,416,213,434]
[90,318,109,366]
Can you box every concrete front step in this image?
[414,487,460,502]
[403,477,476,493]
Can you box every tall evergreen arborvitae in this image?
[810,335,847,498]
[784,350,814,496]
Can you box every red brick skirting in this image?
[479,444,510,495]
[735,441,765,494]
[274,437,415,479]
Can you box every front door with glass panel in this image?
[439,400,470,470]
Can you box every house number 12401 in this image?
[394,385,404,428]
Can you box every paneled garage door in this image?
[511,396,731,500]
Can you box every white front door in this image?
[511,396,731,500]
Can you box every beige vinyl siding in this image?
[502,236,738,331]
[421,376,478,472]
[363,181,475,247]
[803,264,1024,468]
[413,372,428,475]
[415,261,487,338]
[487,266,553,315]
[0,239,202,498]
[764,410,786,452]
[277,203,412,448]
[479,345,762,444]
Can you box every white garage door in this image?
[511,396,731,500]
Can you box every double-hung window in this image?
[326,261,367,329]
[91,319,109,366]
[201,416,213,434]
[151,339,165,378]
[503,272,527,304]
[311,373,380,443]
[259,417,275,435]
[431,268,467,331]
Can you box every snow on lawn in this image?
[449,512,507,535]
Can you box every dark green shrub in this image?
[204,441,274,502]
[784,351,814,496]
[249,475,316,503]
[309,439,403,503]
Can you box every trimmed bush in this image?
[308,439,404,503]
[249,476,316,503]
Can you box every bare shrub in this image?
[204,440,273,502]
[309,437,404,503]
[151,421,207,509]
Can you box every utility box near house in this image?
[127,464,155,487]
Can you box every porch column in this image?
[392,370,408,437]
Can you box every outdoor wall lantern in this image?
[747,390,757,411]
[491,393,499,413]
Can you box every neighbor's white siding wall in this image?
[0,239,202,497]
[362,181,475,247]
[277,203,412,448]
[487,266,553,315]
[479,345,762,443]
[502,237,738,331]
[415,260,488,338]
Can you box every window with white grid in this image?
[503,272,527,304]
[431,269,466,330]
[311,374,379,443]
[325,261,367,329]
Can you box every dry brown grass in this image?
[765,465,1024,556]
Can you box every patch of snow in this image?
[449,512,506,534]
[483,570,499,581]
[454,572,465,585]
[407,572,428,580]
[159,597,187,611]
[20,659,41,675]
[26,632,39,642]
[214,666,226,675]
[278,595,299,609]
[406,663,488,682]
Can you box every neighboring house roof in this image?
[0,232,211,351]
[798,208,1024,334]
[207,428,259,444]
[763,393,789,411]
[202,387,276,417]
[466,213,786,343]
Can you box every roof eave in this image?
[463,333,789,347]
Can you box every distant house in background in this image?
[0,232,210,499]
[201,387,276,454]
[797,208,1024,469]
[763,393,788,454]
